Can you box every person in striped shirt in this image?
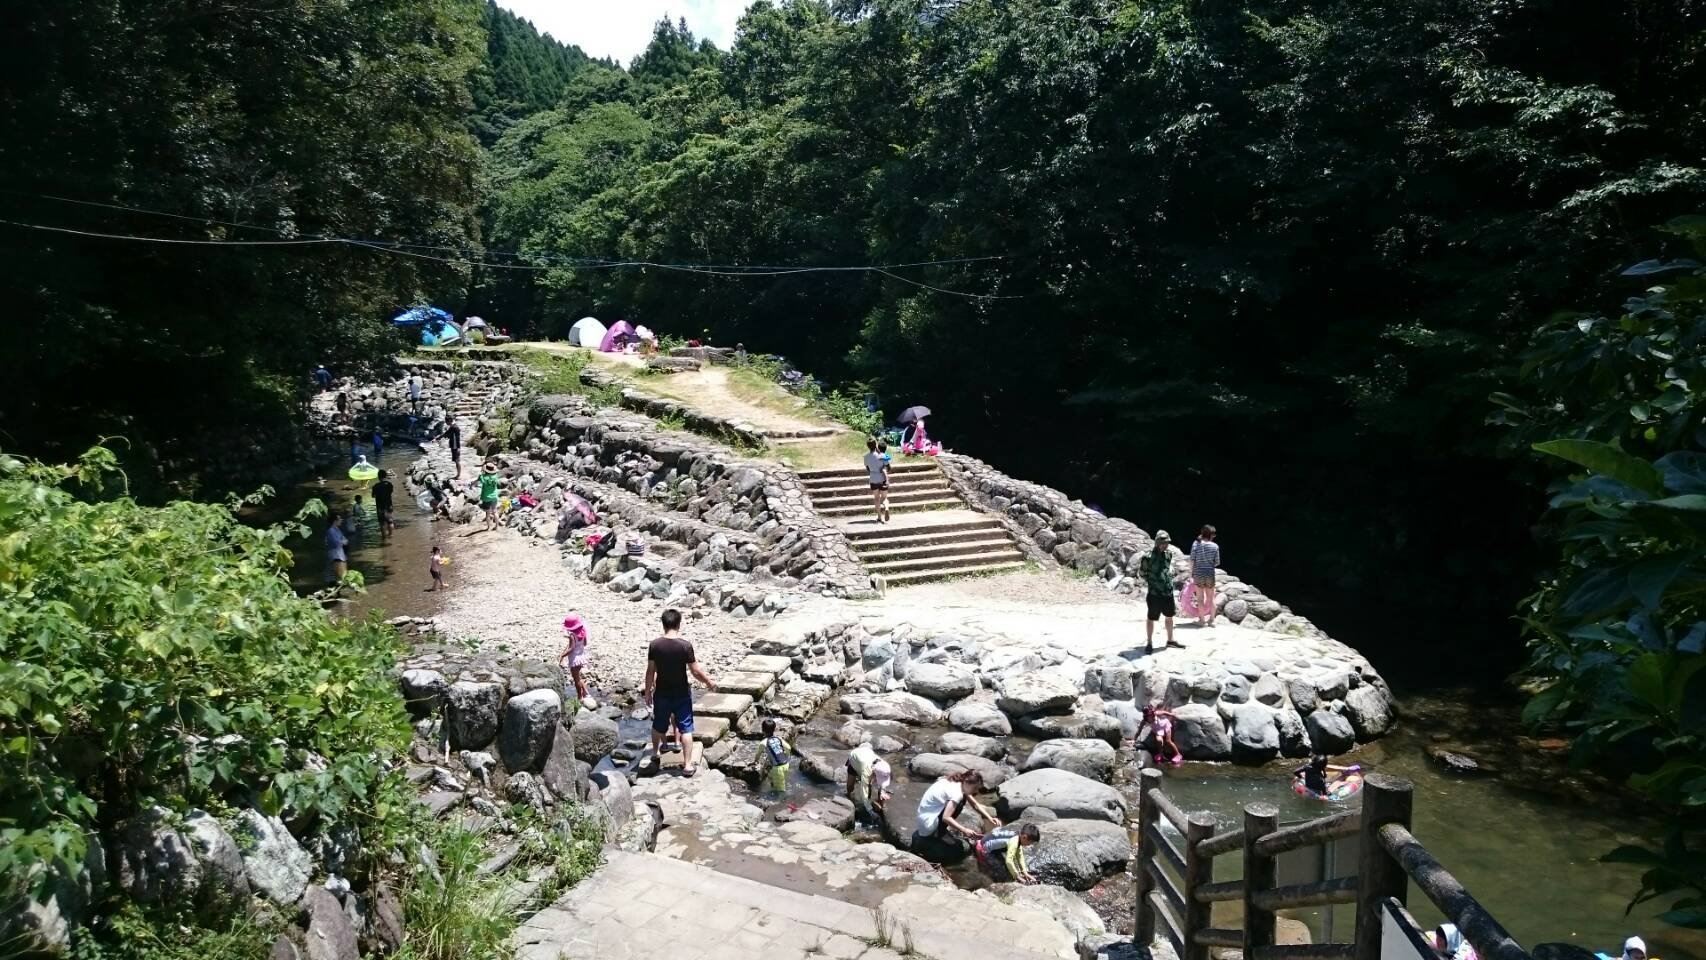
[1189,525,1220,627]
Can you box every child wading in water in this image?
[762,718,790,794]
[1144,705,1183,766]
[558,615,594,709]
[976,822,1041,884]
[428,544,447,591]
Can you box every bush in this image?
[0,448,413,909]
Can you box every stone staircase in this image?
[799,462,1028,585]
[453,381,492,422]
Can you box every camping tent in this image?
[392,306,460,346]
[599,320,637,352]
[419,318,460,346]
[568,316,607,348]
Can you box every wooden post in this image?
[1355,774,1414,960]
[1243,803,1280,954]
[1184,812,1217,960]
[1134,768,1163,947]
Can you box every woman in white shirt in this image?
[915,770,998,841]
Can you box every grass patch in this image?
[773,432,871,471]
[723,366,833,425]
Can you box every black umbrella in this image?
[897,405,931,425]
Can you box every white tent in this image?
[568,316,607,348]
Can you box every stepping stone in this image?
[694,716,730,744]
[695,692,754,719]
[737,654,793,676]
[718,671,778,699]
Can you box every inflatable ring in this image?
[348,465,379,482]
[1293,770,1365,802]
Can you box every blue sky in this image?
[496,1,752,65]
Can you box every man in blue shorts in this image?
[643,609,718,776]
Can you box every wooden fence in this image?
[1133,769,1531,960]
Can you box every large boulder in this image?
[1286,677,1320,715]
[236,809,312,906]
[996,769,1126,823]
[300,887,359,960]
[499,689,562,773]
[947,699,1011,736]
[907,753,1013,788]
[590,768,635,829]
[1277,709,1313,758]
[183,811,250,910]
[572,711,620,764]
[399,669,449,717]
[1305,708,1356,754]
[1019,817,1132,891]
[1227,702,1281,762]
[1021,740,1116,782]
[839,692,943,725]
[773,796,856,832]
[446,680,504,750]
[879,779,973,864]
[540,728,589,803]
[1343,685,1396,739]
[1103,701,1144,739]
[1016,710,1122,747]
[1169,703,1231,760]
[115,807,199,905]
[835,719,914,750]
[797,746,850,786]
[995,673,1080,716]
[1083,658,1137,701]
[904,662,978,701]
[709,740,769,784]
[1251,674,1285,707]
[937,732,1005,760]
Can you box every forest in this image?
[2,0,1705,925]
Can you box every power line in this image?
[0,207,1019,299]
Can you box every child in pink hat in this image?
[558,615,594,709]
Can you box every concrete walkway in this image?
[513,850,1077,960]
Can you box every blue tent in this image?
[392,306,459,345]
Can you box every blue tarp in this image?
[392,306,454,326]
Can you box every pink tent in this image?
[599,320,636,352]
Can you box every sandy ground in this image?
[427,525,773,699]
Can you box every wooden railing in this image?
[1133,769,1531,960]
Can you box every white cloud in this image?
[496,1,753,66]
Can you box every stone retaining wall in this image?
[937,451,1326,638]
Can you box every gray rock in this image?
[1220,674,1252,704]
[269,934,303,960]
[1314,669,1351,702]
[505,771,549,808]
[1251,674,1285,707]
[836,718,913,749]
[1020,806,1058,822]
[1188,673,1222,703]
[301,887,359,960]
[996,768,1126,823]
[237,809,312,906]
[4,848,100,955]
[773,796,856,832]
[937,731,1005,759]
[947,699,1011,736]
[1083,658,1136,701]
[1103,700,1144,738]
[878,779,973,864]
[1170,703,1231,760]
[499,689,562,773]
[446,680,504,750]
[710,740,770,783]
[591,768,635,828]
[1286,677,1320,714]
[1226,660,1263,680]
[1223,598,1250,623]
[907,753,1013,787]
[839,691,943,725]
[1343,685,1396,739]
[904,662,977,701]
[572,711,620,764]
[1016,818,1131,892]
[540,728,589,802]
[1277,709,1312,757]
[367,883,404,956]
[1017,709,1123,746]
[861,637,897,670]
[116,807,198,905]
[184,810,250,910]
[399,669,448,717]
[995,673,1079,716]
[1227,702,1281,761]
[797,746,850,786]
[1305,708,1356,754]
[1021,739,1116,782]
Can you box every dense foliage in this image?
[0,448,412,919]
[0,0,484,497]
[1497,219,1706,928]
[470,2,603,145]
[474,0,1706,677]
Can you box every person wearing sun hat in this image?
[558,614,594,709]
[1139,530,1181,654]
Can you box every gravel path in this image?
[428,525,774,699]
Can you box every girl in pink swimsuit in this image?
[1144,705,1183,766]
[559,615,593,707]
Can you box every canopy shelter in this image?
[568,316,607,348]
[599,320,637,352]
[392,306,461,347]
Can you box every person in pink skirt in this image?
[558,615,595,709]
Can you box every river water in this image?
[268,447,1702,960]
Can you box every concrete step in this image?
[694,693,753,720]
[809,487,955,509]
[716,670,778,699]
[854,536,1019,563]
[841,518,1006,543]
[865,548,1027,575]
[735,654,793,676]
[879,560,1029,586]
[801,475,949,496]
[796,461,939,481]
[817,497,960,518]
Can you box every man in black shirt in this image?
[444,421,462,479]
[372,470,396,538]
[644,608,717,777]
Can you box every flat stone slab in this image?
[718,671,778,699]
[696,693,754,720]
[737,654,795,676]
[695,716,730,743]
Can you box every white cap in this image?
[1624,938,1646,958]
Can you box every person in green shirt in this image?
[475,462,502,531]
[1139,530,1180,654]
